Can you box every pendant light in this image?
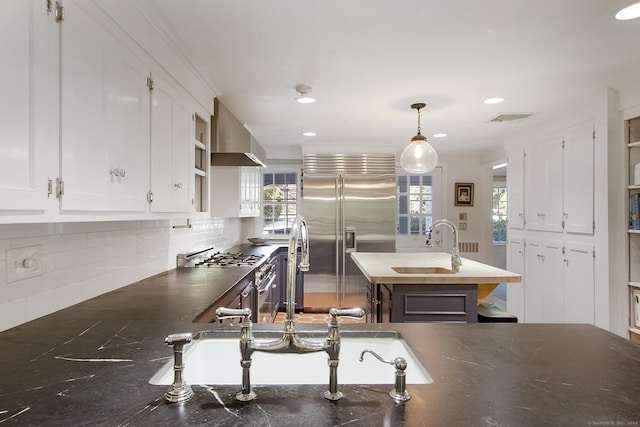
[400,103,438,174]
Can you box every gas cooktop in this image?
[177,247,264,268]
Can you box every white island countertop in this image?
[350,252,521,285]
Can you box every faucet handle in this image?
[329,307,365,320]
[165,332,193,346]
[215,307,252,321]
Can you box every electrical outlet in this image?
[6,245,42,283]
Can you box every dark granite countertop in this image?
[1,242,639,426]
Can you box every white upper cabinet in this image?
[525,139,563,232]
[506,148,524,229]
[211,166,261,218]
[59,0,149,212]
[149,74,194,213]
[0,0,50,211]
[563,126,595,234]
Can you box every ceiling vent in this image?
[490,113,534,123]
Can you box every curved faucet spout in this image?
[426,218,462,272]
[286,216,310,324]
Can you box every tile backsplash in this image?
[0,217,241,332]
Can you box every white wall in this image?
[0,217,242,332]
[437,155,495,264]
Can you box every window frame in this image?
[261,164,302,236]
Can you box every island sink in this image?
[391,266,455,274]
[150,330,433,386]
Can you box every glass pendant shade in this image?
[401,103,438,174]
[400,135,438,174]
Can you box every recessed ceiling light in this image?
[302,131,316,137]
[433,133,447,138]
[295,84,317,104]
[615,1,640,20]
[484,97,505,105]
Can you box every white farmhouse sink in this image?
[150,330,432,386]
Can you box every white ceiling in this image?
[135,0,640,158]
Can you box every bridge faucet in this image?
[426,218,462,272]
[216,216,364,402]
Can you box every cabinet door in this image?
[506,237,525,321]
[563,243,595,323]
[60,0,149,212]
[524,144,545,231]
[0,0,49,211]
[524,239,544,322]
[506,148,524,229]
[542,241,564,322]
[239,166,261,217]
[525,140,563,232]
[149,74,193,213]
[563,127,594,234]
[544,141,564,232]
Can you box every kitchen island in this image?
[351,252,522,322]
[0,250,638,426]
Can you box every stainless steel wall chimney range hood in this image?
[211,98,266,167]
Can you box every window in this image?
[493,186,507,243]
[397,174,434,235]
[262,172,298,235]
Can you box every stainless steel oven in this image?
[254,255,278,323]
[178,247,277,323]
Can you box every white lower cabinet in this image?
[563,243,595,323]
[524,240,563,323]
[506,237,525,321]
[515,238,595,323]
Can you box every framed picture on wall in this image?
[455,183,474,206]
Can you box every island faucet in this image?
[426,218,462,272]
[216,215,364,402]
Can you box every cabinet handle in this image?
[174,183,183,189]
[110,168,126,178]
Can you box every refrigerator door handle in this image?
[345,227,357,253]
[335,177,341,303]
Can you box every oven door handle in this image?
[257,271,277,295]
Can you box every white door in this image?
[506,148,524,229]
[563,243,595,323]
[506,237,525,321]
[564,126,595,234]
[542,241,564,322]
[60,0,149,212]
[524,239,544,322]
[544,141,564,232]
[0,0,50,211]
[149,74,193,213]
[524,144,545,231]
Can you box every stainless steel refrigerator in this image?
[302,154,396,311]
